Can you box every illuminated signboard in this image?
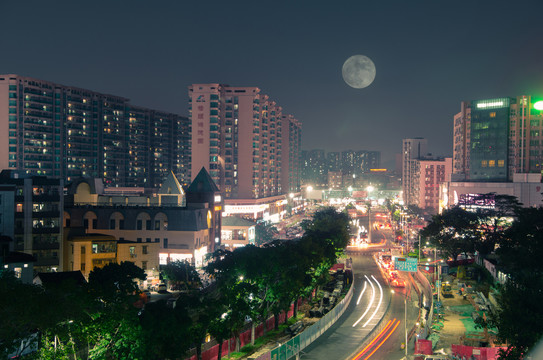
[394,257,418,272]
[534,100,543,111]
[476,101,504,109]
[224,204,269,214]
[458,193,495,211]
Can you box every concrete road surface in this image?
[301,254,390,360]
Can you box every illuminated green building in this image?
[454,96,543,182]
[469,98,512,181]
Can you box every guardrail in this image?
[251,275,354,360]
[255,254,398,360]
[413,270,433,340]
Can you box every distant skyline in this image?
[2,0,543,168]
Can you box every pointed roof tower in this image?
[158,171,186,206]
[187,167,220,194]
[159,171,185,195]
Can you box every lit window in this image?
[481,160,488,167]
[498,160,505,167]
[489,160,495,167]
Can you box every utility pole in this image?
[368,204,372,244]
[418,234,421,263]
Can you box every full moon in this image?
[342,55,376,89]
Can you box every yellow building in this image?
[64,231,159,287]
[64,169,221,269]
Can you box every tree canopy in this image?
[255,221,278,246]
[420,206,479,261]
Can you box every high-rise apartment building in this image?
[453,101,471,176]
[411,157,452,213]
[453,96,543,181]
[327,152,341,172]
[301,149,326,186]
[188,84,301,199]
[0,170,64,273]
[0,75,191,188]
[282,114,302,194]
[401,138,427,205]
[356,150,381,174]
[341,150,356,177]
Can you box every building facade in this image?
[64,232,160,285]
[301,149,326,187]
[0,75,191,188]
[189,84,301,200]
[0,170,63,273]
[221,216,256,249]
[401,138,428,205]
[453,96,543,182]
[411,157,452,213]
[440,173,543,212]
[64,171,220,271]
[453,101,471,176]
[282,114,302,194]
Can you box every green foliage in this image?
[472,194,521,256]
[420,206,479,261]
[139,300,193,359]
[4,206,352,360]
[303,206,350,252]
[84,262,148,359]
[0,271,49,358]
[489,207,543,357]
[34,333,73,360]
[255,221,278,246]
[161,260,201,290]
[87,261,146,303]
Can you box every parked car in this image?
[157,283,167,292]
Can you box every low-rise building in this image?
[64,169,221,270]
[221,216,256,249]
[439,173,543,212]
[64,231,159,286]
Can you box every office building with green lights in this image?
[470,98,511,181]
[453,95,543,181]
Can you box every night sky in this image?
[2,0,543,168]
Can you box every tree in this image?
[0,271,51,358]
[0,270,89,359]
[205,247,261,349]
[472,194,522,257]
[161,260,201,291]
[85,261,147,359]
[207,296,231,360]
[470,207,543,360]
[420,206,479,262]
[255,221,278,246]
[303,206,350,254]
[139,300,193,359]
